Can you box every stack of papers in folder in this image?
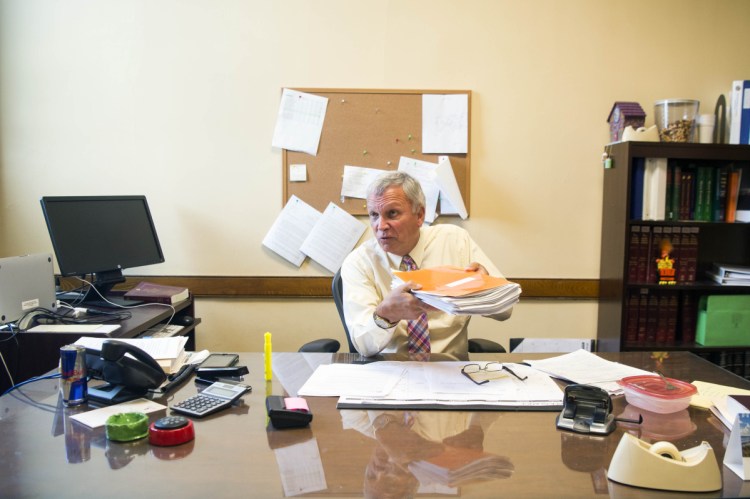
[393,266,521,315]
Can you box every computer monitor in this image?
[40,195,165,305]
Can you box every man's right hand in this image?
[375,281,435,323]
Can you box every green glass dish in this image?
[105,412,149,442]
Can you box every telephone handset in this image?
[99,340,167,390]
[86,340,168,404]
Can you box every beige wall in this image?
[1,1,749,352]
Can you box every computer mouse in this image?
[175,315,195,326]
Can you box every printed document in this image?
[300,203,366,273]
[523,349,651,395]
[435,157,467,219]
[271,88,328,156]
[299,361,563,410]
[398,156,440,223]
[422,94,468,154]
[262,195,322,267]
[340,165,386,199]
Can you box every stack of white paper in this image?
[413,284,521,316]
[393,266,521,316]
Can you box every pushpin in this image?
[363,150,368,156]
[387,161,392,166]
[411,148,416,154]
[341,99,346,103]
[408,134,413,141]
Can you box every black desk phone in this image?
[172,380,251,418]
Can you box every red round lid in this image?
[617,375,697,399]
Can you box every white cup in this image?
[697,114,715,144]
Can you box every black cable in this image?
[15,307,132,330]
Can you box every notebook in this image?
[0,253,58,325]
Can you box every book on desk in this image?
[123,281,190,305]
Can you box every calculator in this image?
[171,381,251,418]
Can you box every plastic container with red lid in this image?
[617,375,697,414]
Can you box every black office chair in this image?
[298,338,340,353]
[305,270,505,354]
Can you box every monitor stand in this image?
[88,383,147,405]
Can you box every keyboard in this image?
[141,324,185,338]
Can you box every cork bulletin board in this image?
[282,88,471,216]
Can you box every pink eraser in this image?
[284,397,309,412]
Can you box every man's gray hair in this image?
[367,171,425,214]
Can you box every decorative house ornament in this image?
[608,102,646,142]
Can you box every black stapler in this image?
[556,384,616,435]
[266,396,313,429]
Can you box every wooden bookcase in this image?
[597,142,750,362]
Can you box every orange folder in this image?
[393,265,514,297]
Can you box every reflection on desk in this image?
[3,351,750,498]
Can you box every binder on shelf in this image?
[642,158,668,220]
[729,80,750,145]
[708,263,750,286]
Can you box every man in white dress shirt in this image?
[340,171,512,357]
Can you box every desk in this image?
[1,351,750,498]
[0,298,199,394]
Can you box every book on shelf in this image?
[124,281,190,304]
[624,290,640,346]
[679,166,695,221]
[626,289,685,347]
[681,294,697,344]
[737,165,750,222]
[726,167,743,222]
[626,224,699,285]
[631,158,645,220]
[636,225,652,283]
[693,166,715,222]
[714,166,729,222]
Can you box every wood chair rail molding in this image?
[59,276,598,299]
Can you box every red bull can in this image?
[60,344,87,406]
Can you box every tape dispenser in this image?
[607,433,721,492]
[556,384,616,435]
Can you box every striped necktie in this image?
[401,255,430,358]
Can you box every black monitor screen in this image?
[40,195,165,281]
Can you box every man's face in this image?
[366,186,424,257]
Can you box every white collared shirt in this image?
[340,224,505,357]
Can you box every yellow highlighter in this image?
[264,332,272,381]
